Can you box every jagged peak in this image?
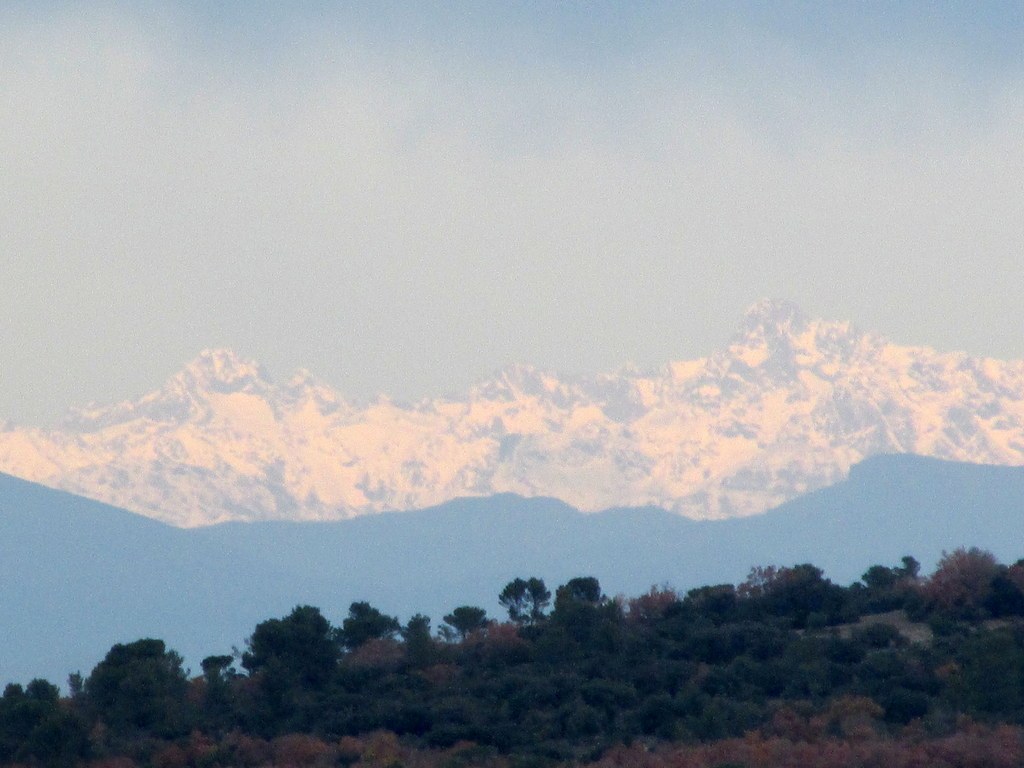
[735,299,810,339]
[64,350,274,429]
[176,348,273,392]
[717,300,883,382]
[730,299,876,352]
[496,361,546,383]
[283,368,348,412]
[286,368,319,389]
[723,300,814,376]
[470,362,572,402]
[484,363,546,389]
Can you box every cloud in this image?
[2,5,1023,424]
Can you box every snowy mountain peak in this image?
[3,302,1024,527]
[287,368,317,388]
[471,363,573,404]
[176,348,273,394]
[282,368,348,415]
[739,297,810,334]
[722,300,878,380]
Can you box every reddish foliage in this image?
[272,733,332,767]
[151,743,187,768]
[764,704,820,742]
[417,663,459,688]
[738,565,781,600]
[822,695,883,740]
[221,731,272,766]
[185,677,206,708]
[627,586,680,624]
[186,730,217,764]
[467,621,530,661]
[584,723,1024,768]
[344,638,404,670]
[356,730,403,767]
[924,547,999,615]
[336,735,364,763]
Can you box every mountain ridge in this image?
[2,300,1023,527]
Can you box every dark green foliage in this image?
[863,564,901,590]
[738,564,849,628]
[0,679,89,766]
[402,613,436,667]
[337,601,400,650]
[900,555,921,579]
[199,654,238,734]
[985,569,1024,617]
[500,577,551,624]
[201,654,235,678]
[84,638,191,738]
[852,622,903,649]
[238,605,340,734]
[555,577,603,607]
[242,605,337,685]
[441,606,489,641]
[879,687,930,724]
[955,628,1024,716]
[685,584,738,623]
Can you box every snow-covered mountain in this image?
[2,299,1023,527]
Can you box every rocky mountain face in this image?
[2,299,1023,527]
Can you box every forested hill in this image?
[7,551,1024,767]
[4,454,1024,684]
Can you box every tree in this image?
[685,584,738,623]
[201,654,237,681]
[986,568,1024,617]
[738,564,846,627]
[900,556,921,580]
[85,638,191,737]
[925,547,1000,618]
[550,577,623,648]
[0,679,88,765]
[862,564,900,591]
[555,577,603,608]
[401,614,435,667]
[242,605,337,686]
[626,586,680,624]
[499,577,551,624]
[200,654,238,731]
[855,557,922,613]
[337,602,400,650]
[441,606,490,642]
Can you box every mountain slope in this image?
[0,472,297,686]
[4,455,1024,685]
[2,300,1024,526]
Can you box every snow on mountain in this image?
[2,300,1024,527]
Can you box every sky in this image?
[3,2,1024,425]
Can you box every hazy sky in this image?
[3,2,1024,425]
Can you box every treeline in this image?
[7,548,1024,767]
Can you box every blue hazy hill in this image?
[0,473,308,686]
[2,454,1024,685]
